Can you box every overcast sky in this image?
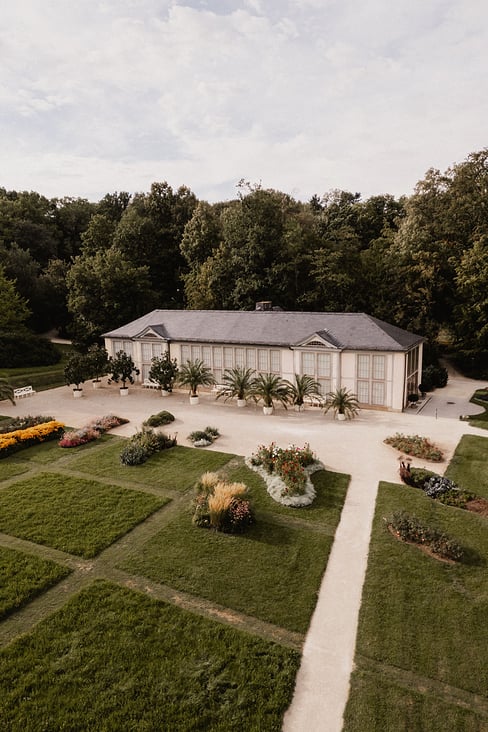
[1,0,486,204]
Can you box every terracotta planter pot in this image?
[189,395,199,405]
[263,405,274,415]
[73,389,83,399]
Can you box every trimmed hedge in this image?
[0,333,61,368]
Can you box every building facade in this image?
[103,307,423,411]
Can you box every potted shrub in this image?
[324,387,359,420]
[64,352,87,398]
[285,373,322,411]
[177,359,216,404]
[251,373,290,415]
[148,352,179,396]
[215,366,256,407]
[108,351,140,395]
[86,344,109,388]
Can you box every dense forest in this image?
[1,149,487,375]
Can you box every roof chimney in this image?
[255,301,273,311]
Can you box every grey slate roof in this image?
[104,310,423,352]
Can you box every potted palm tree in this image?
[108,351,140,395]
[64,352,87,398]
[148,352,179,396]
[0,377,15,405]
[251,373,290,415]
[324,387,359,420]
[177,359,216,404]
[216,366,256,407]
[86,344,109,389]
[285,373,322,411]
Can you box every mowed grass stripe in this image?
[0,580,300,732]
[0,473,167,558]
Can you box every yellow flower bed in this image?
[0,420,65,457]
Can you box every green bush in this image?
[0,333,61,368]
[120,428,177,466]
[144,411,175,427]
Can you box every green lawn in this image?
[66,442,236,492]
[120,508,335,634]
[0,546,71,619]
[0,472,167,558]
[0,581,300,732]
[467,389,488,430]
[0,435,350,729]
[343,434,488,731]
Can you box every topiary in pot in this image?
[284,374,322,409]
[108,351,140,392]
[177,359,215,402]
[215,366,255,405]
[64,352,87,394]
[148,352,179,393]
[250,373,290,413]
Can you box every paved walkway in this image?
[1,375,486,731]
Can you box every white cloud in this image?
[0,0,487,202]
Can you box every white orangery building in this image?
[103,304,423,412]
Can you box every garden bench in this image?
[142,379,160,389]
[212,384,226,393]
[304,394,325,407]
[13,385,36,399]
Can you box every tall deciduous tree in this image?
[0,265,31,332]
[66,246,158,344]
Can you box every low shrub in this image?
[188,426,220,447]
[384,433,444,461]
[120,427,177,466]
[0,421,65,459]
[0,415,55,434]
[436,488,476,509]
[192,474,254,534]
[424,475,458,498]
[386,511,465,562]
[143,411,175,427]
[0,333,61,368]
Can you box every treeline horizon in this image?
[1,148,487,375]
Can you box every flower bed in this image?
[0,421,65,459]
[385,511,466,562]
[384,433,444,461]
[0,415,55,434]
[120,427,177,466]
[59,415,129,448]
[246,442,322,507]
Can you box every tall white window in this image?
[258,350,268,372]
[270,350,281,373]
[356,354,386,406]
[235,348,245,367]
[246,349,256,369]
[181,345,190,362]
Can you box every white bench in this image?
[212,384,227,393]
[142,379,160,389]
[13,385,36,399]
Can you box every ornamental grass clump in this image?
[384,433,444,461]
[386,511,466,562]
[192,475,254,534]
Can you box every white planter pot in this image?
[120,387,129,397]
[237,398,247,408]
[73,389,83,399]
[294,404,303,412]
[92,380,101,389]
[190,395,199,405]
[263,406,274,415]
[161,389,170,397]
[336,412,346,421]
